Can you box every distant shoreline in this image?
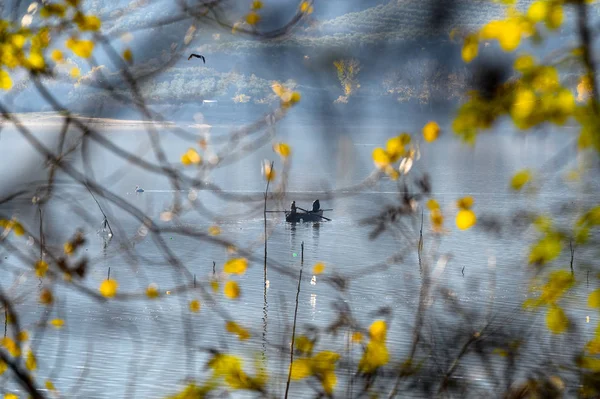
[0,112,214,130]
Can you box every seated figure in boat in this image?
[290,201,297,215]
[312,199,320,213]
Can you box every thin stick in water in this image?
[285,241,304,399]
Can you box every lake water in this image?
[0,110,598,398]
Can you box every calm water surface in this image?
[0,113,597,398]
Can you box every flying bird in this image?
[188,54,205,63]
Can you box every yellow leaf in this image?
[225,321,251,340]
[123,48,133,63]
[70,67,80,78]
[529,235,562,264]
[427,199,440,210]
[461,34,478,63]
[26,350,37,371]
[64,241,74,255]
[359,341,389,373]
[545,4,563,30]
[312,262,325,275]
[422,121,440,142]
[273,142,291,158]
[351,332,363,343]
[456,196,474,210]
[224,281,240,299]
[271,82,285,96]
[17,331,29,342]
[209,353,242,377]
[1,337,20,357]
[181,148,201,165]
[35,260,48,277]
[45,380,56,391]
[511,88,536,120]
[527,1,548,22]
[224,258,248,275]
[456,209,477,230]
[514,54,535,72]
[510,170,531,190]
[300,1,314,14]
[372,147,390,168]
[0,361,6,376]
[99,279,118,298]
[66,38,94,58]
[4,393,18,399]
[77,15,101,31]
[589,290,600,308]
[189,299,201,313]
[246,12,260,25]
[430,208,443,231]
[262,161,276,182]
[251,1,263,10]
[546,306,568,334]
[321,370,337,395]
[295,336,314,354]
[210,279,219,293]
[146,284,159,298]
[0,70,13,91]
[39,288,53,305]
[290,358,311,380]
[369,320,387,342]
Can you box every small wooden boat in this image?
[285,210,325,223]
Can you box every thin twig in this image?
[285,241,304,399]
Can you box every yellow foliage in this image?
[181,148,202,165]
[262,161,276,181]
[359,341,389,374]
[123,48,133,63]
[290,358,312,380]
[40,289,53,305]
[527,1,547,22]
[456,196,474,210]
[295,336,314,355]
[430,209,444,232]
[1,337,20,357]
[385,136,405,161]
[17,331,29,342]
[4,393,18,399]
[545,4,563,30]
[369,320,387,342]
[510,170,532,190]
[529,270,574,307]
[66,38,95,58]
[49,319,64,328]
[26,350,37,371]
[146,284,159,298]
[76,14,101,31]
[189,299,201,313]
[40,4,66,18]
[99,279,118,298]
[224,258,248,275]
[578,75,593,103]
[273,142,291,158]
[352,332,363,343]
[312,262,325,275]
[427,199,440,210]
[45,380,56,391]
[300,1,314,14]
[461,34,479,63]
[546,305,568,334]
[456,209,477,230]
[246,12,261,25]
[0,70,12,90]
[0,361,6,376]
[529,234,562,265]
[251,1,263,10]
[35,260,48,277]
[514,54,535,72]
[589,290,600,308]
[70,67,80,78]
[208,225,221,236]
[225,321,251,340]
[511,88,536,120]
[224,281,240,299]
[423,121,440,142]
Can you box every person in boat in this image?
[312,199,320,213]
[290,201,297,215]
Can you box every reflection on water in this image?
[0,120,598,398]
